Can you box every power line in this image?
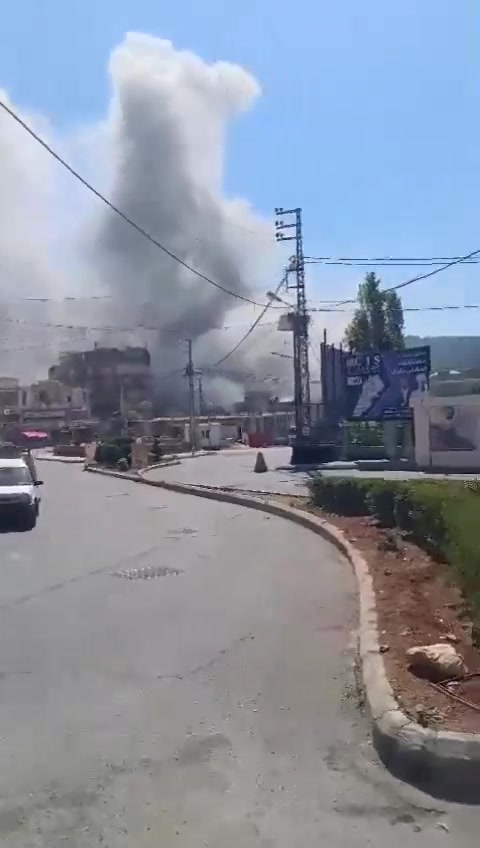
[306,260,480,268]
[321,246,480,307]
[0,99,267,309]
[305,255,480,266]
[206,273,288,368]
[0,300,477,338]
[2,294,113,303]
[309,302,480,314]
[0,314,278,333]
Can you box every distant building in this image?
[48,345,153,419]
[235,390,274,414]
[0,376,90,434]
[0,377,22,415]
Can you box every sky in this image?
[0,0,478,386]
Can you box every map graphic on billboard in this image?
[344,346,430,421]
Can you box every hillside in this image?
[406,336,480,372]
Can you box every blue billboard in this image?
[344,346,430,421]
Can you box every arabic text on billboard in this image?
[344,346,430,421]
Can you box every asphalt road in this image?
[0,462,476,846]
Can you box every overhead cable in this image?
[0,99,267,308]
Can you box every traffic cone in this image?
[254,451,268,473]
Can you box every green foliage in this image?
[347,422,384,447]
[365,481,400,528]
[94,437,132,468]
[344,272,405,352]
[384,290,405,350]
[310,475,373,516]
[310,474,480,623]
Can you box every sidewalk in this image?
[143,446,313,496]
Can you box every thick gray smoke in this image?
[0,34,296,407]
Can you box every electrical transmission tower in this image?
[274,207,311,440]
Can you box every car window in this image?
[0,466,33,486]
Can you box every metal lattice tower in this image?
[274,207,311,440]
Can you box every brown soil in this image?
[275,495,480,733]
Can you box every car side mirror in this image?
[34,480,44,486]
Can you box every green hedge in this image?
[310,474,480,623]
[94,438,132,468]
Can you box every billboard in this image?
[344,346,430,421]
[320,341,346,422]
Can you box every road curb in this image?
[35,454,85,464]
[138,459,181,472]
[86,464,480,803]
[138,471,309,499]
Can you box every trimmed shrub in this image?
[365,481,400,528]
[310,474,480,625]
[310,476,372,516]
[95,437,132,468]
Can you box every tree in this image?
[344,272,404,352]
[344,273,407,461]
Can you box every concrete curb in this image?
[35,454,85,464]
[170,483,309,498]
[87,464,480,803]
[139,459,181,472]
[139,469,309,499]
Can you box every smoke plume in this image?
[0,34,294,408]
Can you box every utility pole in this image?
[274,206,311,441]
[185,339,196,454]
[197,372,205,417]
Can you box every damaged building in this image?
[48,345,153,419]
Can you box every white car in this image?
[0,458,43,529]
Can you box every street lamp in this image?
[270,351,294,360]
[266,291,294,308]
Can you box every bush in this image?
[365,481,401,528]
[310,476,373,515]
[348,422,384,447]
[310,474,480,625]
[95,442,121,466]
[440,490,480,622]
[406,483,448,557]
[95,437,132,468]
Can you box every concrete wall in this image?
[131,440,150,470]
[412,394,480,469]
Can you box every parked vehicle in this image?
[0,458,43,529]
[0,442,38,483]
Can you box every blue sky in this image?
[0,0,478,337]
